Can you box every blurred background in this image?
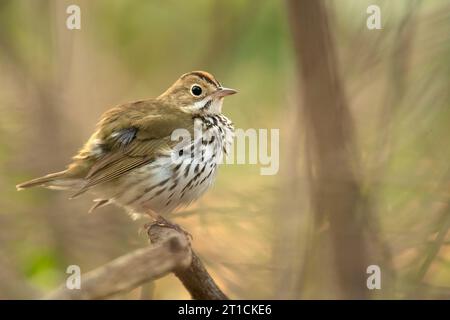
[0,0,449,299]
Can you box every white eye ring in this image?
[190,84,203,97]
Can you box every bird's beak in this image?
[212,87,238,99]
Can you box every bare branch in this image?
[149,226,229,300]
[173,252,228,300]
[46,225,228,300]
[46,226,191,299]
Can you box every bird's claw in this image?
[143,219,193,241]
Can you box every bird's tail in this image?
[16,170,81,191]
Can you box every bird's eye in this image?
[190,85,203,96]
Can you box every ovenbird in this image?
[17,71,236,227]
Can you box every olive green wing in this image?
[70,107,194,198]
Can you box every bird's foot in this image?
[143,217,193,241]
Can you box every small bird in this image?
[17,71,236,231]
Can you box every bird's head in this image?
[158,71,237,114]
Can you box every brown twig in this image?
[46,225,228,300]
[173,252,228,300]
[148,225,229,300]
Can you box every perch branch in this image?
[46,225,228,300]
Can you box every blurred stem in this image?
[415,204,450,283]
[365,1,422,296]
[373,0,421,166]
[286,0,371,299]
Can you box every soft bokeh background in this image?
[0,0,449,299]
